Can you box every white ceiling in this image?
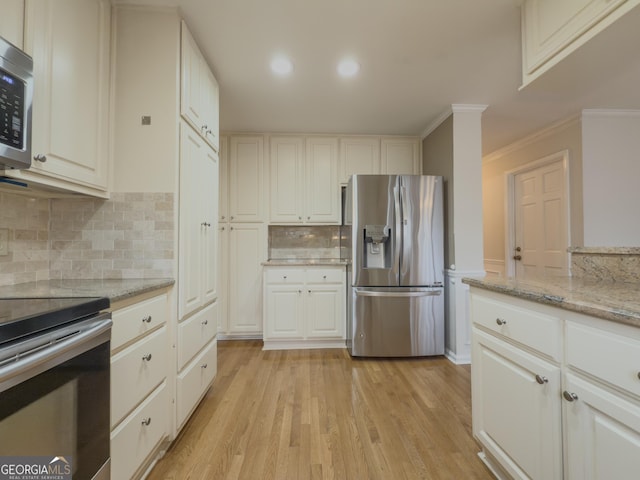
[118,0,640,155]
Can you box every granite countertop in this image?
[262,258,349,266]
[0,278,175,303]
[462,274,640,328]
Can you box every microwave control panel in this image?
[0,67,25,151]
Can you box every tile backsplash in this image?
[0,191,175,286]
[269,225,342,259]
[569,247,640,282]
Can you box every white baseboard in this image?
[217,333,263,341]
[262,339,346,351]
[445,348,471,365]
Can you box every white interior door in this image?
[511,153,569,277]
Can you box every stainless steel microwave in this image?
[0,35,32,170]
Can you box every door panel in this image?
[351,287,444,356]
[514,157,568,278]
[399,175,444,286]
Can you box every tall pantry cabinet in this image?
[112,5,219,446]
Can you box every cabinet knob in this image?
[141,417,151,426]
[33,154,47,163]
[298,216,302,220]
[496,318,507,326]
[142,353,152,362]
[201,363,208,369]
[307,216,310,220]
[283,275,287,279]
[201,124,208,132]
[141,315,152,323]
[202,319,208,325]
[323,275,327,279]
[563,391,578,402]
[308,290,311,294]
[535,375,548,385]
[230,216,234,220]
[201,222,211,227]
[637,372,640,380]
[298,290,302,294]
[222,216,225,220]
[221,226,225,231]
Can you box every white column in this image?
[446,104,486,364]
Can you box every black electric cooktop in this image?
[0,297,110,346]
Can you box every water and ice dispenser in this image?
[363,225,391,268]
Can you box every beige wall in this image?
[482,117,584,269]
[422,114,454,266]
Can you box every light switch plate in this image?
[0,229,9,256]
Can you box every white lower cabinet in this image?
[472,329,562,480]
[109,292,170,480]
[470,288,640,480]
[263,266,345,349]
[177,335,217,429]
[176,301,218,431]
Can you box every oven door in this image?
[0,313,112,480]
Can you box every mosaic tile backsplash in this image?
[0,191,175,286]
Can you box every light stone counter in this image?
[462,274,640,328]
[262,258,349,266]
[0,278,175,303]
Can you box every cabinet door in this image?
[201,144,219,306]
[217,224,229,333]
[339,137,380,184]
[179,124,205,318]
[306,137,339,224]
[564,373,640,480]
[306,284,344,338]
[472,329,563,480]
[0,0,24,48]
[228,223,267,334]
[269,136,304,223]
[180,21,204,133]
[381,138,420,175]
[264,285,304,339]
[202,68,219,152]
[16,0,110,194]
[229,135,265,222]
[219,135,229,222]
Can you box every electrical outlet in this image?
[0,229,9,256]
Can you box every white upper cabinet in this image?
[522,0,639,85]
[229,135,265,222]
[269,136,339,224]
[305,137,339,223]
[380,137,421,175]
[7,0,111,196]
[219,135,229,222]
[181,21,219,152]
[339,137,380,184]
[269,136,305,223]
[0,0,24,48]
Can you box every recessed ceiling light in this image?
[337,59,360,77]
[270,56,293,76]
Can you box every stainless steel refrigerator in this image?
[344,174,444,357]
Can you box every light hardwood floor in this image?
[147,340,493,480]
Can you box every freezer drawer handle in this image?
[355,290,442,298]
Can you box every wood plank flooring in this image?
[147,341,493,480]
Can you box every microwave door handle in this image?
[0,317,112,393]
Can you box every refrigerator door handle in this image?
[400,185,408,225]
[354,289,442,298]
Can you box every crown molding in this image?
[581,108,640,118]
[451,104,488,113]
[420,108,453,140]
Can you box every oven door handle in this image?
[0,315,112,392]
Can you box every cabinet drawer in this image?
[177,338,217,429]
[265,268,305,284]
[471,292,561,359]
[306,267,344,284]
[111,326,168,427]
[111,294,167,351]
[566,320,640,398]
[111,381,168,480]
[178,302,218,370]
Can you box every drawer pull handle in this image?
[563,391,578,402]
[496,318,507,326]
[535,375,548,385]
[202,319,209,325]
[201,363,208,369]
[323,275,327,279]
[142,353,152,362]
[283,276,287,279]
[141,417,151,426]
[638,372,640,381]
[142,315,152,323]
